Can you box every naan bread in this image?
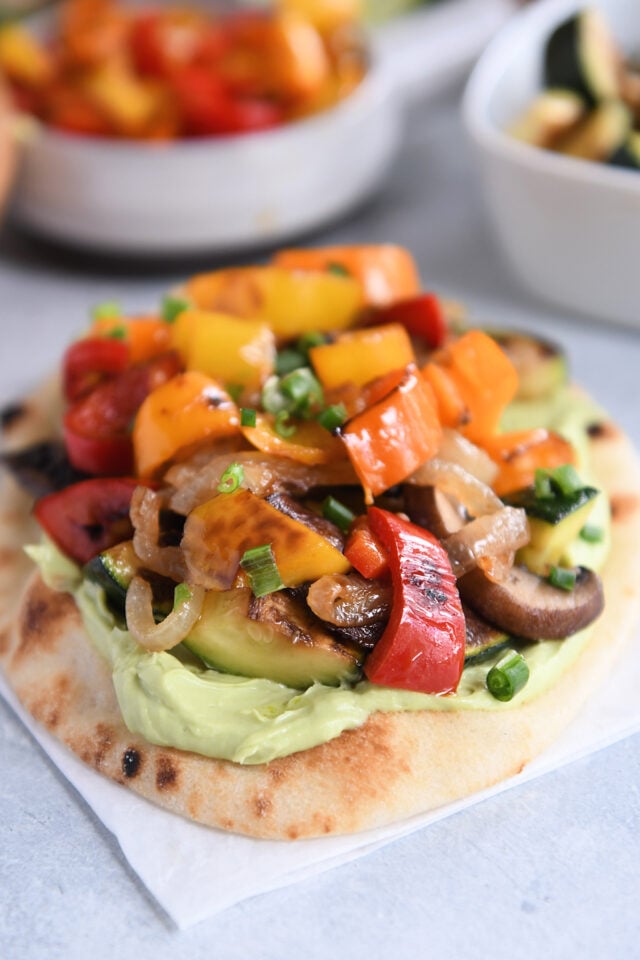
[1,385,639,839]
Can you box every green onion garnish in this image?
[534,469,554,499]
[107,325,127,340]
[275,348,306,376]
[217,462,244,493]
[317,403,347,432]
[162,295,190,324]
[548,565,577,591]
[327,262,350,277]
[240,408,257,428]
[548,464,583,495]
[486,650,530,702]
[261,375,289,414]
[297,331,328,355]
[580,524,604,543]
[92,300,121,320]
[322,496,355,533]
[173,582,192,609]
[240,544,284,597]
[226,383,244,404]
[280,367,322,405]
[274,411,296,437]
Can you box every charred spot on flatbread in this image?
[610,493,640,524]
[122,747,142,779]
[587,421,620,441]
[15,580,76,663]
[28,673,71,730]
[1,402,28,433]
[155,755,179,791]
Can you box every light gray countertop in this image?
[1,80,639,959]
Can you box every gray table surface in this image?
[1,79,640,960]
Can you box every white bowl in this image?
[6,0,512,256]
[463,0,640,328]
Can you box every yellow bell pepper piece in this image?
[0,25,53,89]
[185,266,363,338]
[133,371,240,478]
[269,11,330,99]
[273,245,421,306]
[171,310,275,390]
[184,489,350,590]
[309,323,415,390]
[81,64,164,136]
[241,413,346,465]
[276,0,363,32]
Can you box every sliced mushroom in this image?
[458,564,604,641]
[402,484,466,540]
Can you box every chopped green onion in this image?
[580,524,604,543]
[317,403,347,432]
[280,367,322,404]
[534,469,554,499]
[548,464,583,496]
[107,325,127,340]
[322,496,355,533]
[226,383,244,404]
[217,462,244,493]
[162,295,190,324]
[240,544,284,597]
[486,650,530,702]
[173,582,192,609]
[274,411,297,437]
[92,300,121,320]
[548,565,577,591]
[275,348,306,376]
[240,408,257,428]
[297,331,328,355]
[327,262,350,277]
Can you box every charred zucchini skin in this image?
[503,485,599,525]
[463,605,511,665]
[84,541,173,620]
[544,10,621,107]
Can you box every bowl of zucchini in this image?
[463,0,640,328]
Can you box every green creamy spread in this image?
[30,387,610,765]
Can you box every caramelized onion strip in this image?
[130,486,188,581]
[407,458,503,517]
[437,429,498,486]
[443,506,529,580]
[125,576,204,652]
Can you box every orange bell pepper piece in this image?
[273,244,420,306]
[184,488,350,590]
[241,413,346,465]
[341,365,441,501]
[133,371,239,478]
[91,316,173,366]
[184,266,363,338]
[344,516,389,579]
[423,331,519,444]
[277,0,363,33]
[483,428,576,497]
[171,310,275,389]
[309,323,415,390]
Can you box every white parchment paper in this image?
[2,626,639,930]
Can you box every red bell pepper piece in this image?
[364,507,466,695]
[344,517,389,580]
[34,477,141,565]
[64,352,182,476]
[369,293,448,350]
[63,337,130,404]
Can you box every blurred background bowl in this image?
[463,0,640,328]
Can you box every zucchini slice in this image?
[184,588,364,689]
[84,540,174,619]
[504,485,600,576]
[557,99,631,162]
[463,605,511,665]
[544,9,622,106]
[509,89,585,148]
[488,330,568,401]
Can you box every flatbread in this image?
[1,385,640,839]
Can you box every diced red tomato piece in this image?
[34,477,141,564]
[63,337,130,404]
